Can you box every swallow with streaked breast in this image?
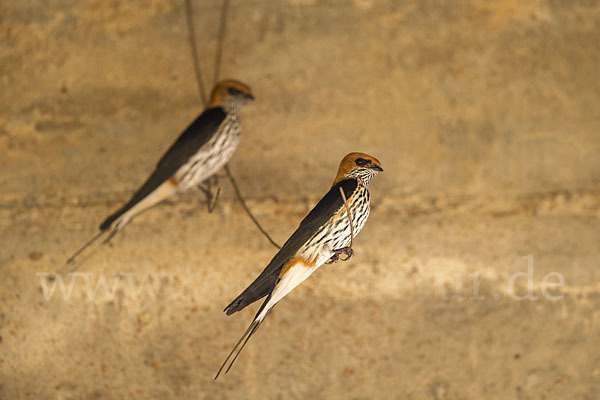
[215,152,383,379]
[63,80,254,269]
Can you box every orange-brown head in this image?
[208,79,255,108]
[333,152,383,185]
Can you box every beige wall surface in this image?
[1,0,599,399]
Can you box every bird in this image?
[215,152,383,379]
[63,79,255,269]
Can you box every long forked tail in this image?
[215,295,273,379]
[214,318,263,379]
[57,228,120,276]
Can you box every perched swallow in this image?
[215,152,383,378]
[64,80,254,267]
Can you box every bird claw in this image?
[196,180,221,214]
[206,186,221,213]
[326,247,354,264]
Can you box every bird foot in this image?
[195,182,221,214]
[205,186,221,213]
[326,247,354,264]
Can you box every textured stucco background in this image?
[1,0,599,399]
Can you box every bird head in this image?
[208,80,255,109]
[333,152,383,185]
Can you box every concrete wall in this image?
[1,1,599,399]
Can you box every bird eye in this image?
[355,158,370,166]
[227,87,243,96]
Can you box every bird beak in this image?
[371,165,383,172]
[245,93,255,101]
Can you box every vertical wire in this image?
[184,0,208,106]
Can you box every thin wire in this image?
[213,0,230,84]
[225,165,281,249]
[184,0,207,105]
[183,0,281,249]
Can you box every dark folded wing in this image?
[224,178,359,315]
[100,107,227,230]
[155,107,227,172]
